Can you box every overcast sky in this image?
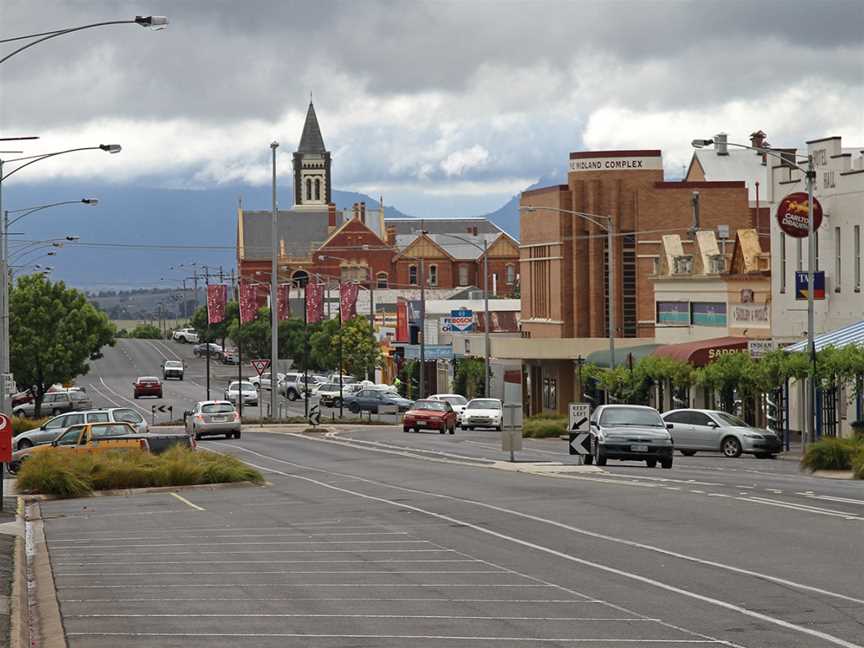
[2,0,862,216]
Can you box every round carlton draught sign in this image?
[776,192,823,238]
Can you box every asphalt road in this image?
[35,425,864,647]
[80,338,318,422]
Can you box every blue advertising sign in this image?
[442,308,475,332]
[795,271,825,300]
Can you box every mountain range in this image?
[3,173,563,289]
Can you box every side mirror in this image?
[708,421,719,428]
[590,420,598,428]
[666,423,674,430]
[51,440,58,447]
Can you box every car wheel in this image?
[287,390,298,401]
[495,425,502,432]
[680,450,697,456]
[449,425,455,435]
[133,394,139,399]
[403,427,410,433]
[593,438,607,466]
[660,457,673,469]
[646,458,658,468]
[721,436,743,458]
[755,452,772,459]
[349,404,359,414]
[194,432,201,441]
[235,432,241,439]
[17,438,33,450]
[12,409,24,417]
[439,427,445,434]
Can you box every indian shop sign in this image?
[776,192,823,238]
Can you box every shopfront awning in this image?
[653,336,748,367]
[784,320,864,353]
[586,344,661,368]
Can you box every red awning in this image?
[653,336,748,367]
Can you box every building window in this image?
[409,265,418,286]
[855,225,861,292]
[656,302,689,325]
[428,264,438,287]
[458,265,469,286]
[306,178,312,201]
[376,272,388,289]
[340,266,368,283]
[505,264,515,285]
[835,226,841,292]
[622,233,637,337]
[314,178,321,201]
[691,302,727,327]
[780,232,786,293]
[543,377,558,410]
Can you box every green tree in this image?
[309,319,340,371]
[10,275,116,417]
[129,323,162,339]
[332,317,380,379]
[190,301,239,346]
[227,312,318,369]
[454,357,486,399]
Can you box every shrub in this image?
[130,324,162,339]
[800,437,863,472]
[523,415,568,439]
[852,448,864,480]
[15,447,263,498]
[12,416,47,436]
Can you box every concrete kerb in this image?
[23,501,66,648]
[10,533,27,648]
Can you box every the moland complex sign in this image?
[569,156,663,172]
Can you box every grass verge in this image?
[523,415,568,439]
[800,437,864,472]
[16,446,263,498]
[852,448,864,480]
[12,416,48,436]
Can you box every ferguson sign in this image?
[569,155,663,173]
[776,192,823,238]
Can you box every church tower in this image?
[293,101,331,209]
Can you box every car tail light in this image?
[194,414,204,422]
[138,439,148,450]
[233,412,240,421]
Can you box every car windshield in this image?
[415,401,447,411]
[230,382,255,390]
[165,361,182,368]
[600,407,664,428]
[441,395,467,406]
[467,400,500,410]
[714,412,749,427]
[202,403,235,414]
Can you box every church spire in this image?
[297,101,326,154]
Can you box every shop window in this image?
[409,265,418,286]
[543,377,558,410]
[690,302,727,327]
[376,272,388,289]
[656,301,689,325]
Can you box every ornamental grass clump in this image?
[16,447,262,498]
[523,415,568,439]
[852,448,864,480]
[800,437,863,472]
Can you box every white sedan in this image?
[428,394,468,423]
[461,398,503,431]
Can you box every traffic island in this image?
[14,447,264,498]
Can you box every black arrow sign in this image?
[568,432,591,456]
[151,405,174,414]
[570,416,588,432]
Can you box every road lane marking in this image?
[736,496,864,521]
[221,440,864,607]
[237,456,863,648]
[98,377,152,415]
[55,559,480,567]
[804,494,864,506]
[84,381,122,408]
[168,492,205,511]
[64,633,724,643]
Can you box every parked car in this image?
[224,380,259,406]
[461,398,503,431]
[404,399,457,434]
[586,404,674,469]
[278,373,308,401]
[185,401,241,440]
[12,390,92,418]
[249,372,285,391]
[344,389,413,414]
[193,342,223,358]
[162,360,184,380]
[221,349,240,365]
[327,373,355,385]
[133,376,163,399]
[314,383,346,407]
[661,409,781,458]
[428,394,468,423]
[13,408,147,450]
[8,422,193,473]
[172,328,199,343]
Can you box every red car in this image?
[403,399,457,434]
[133,376,163,399]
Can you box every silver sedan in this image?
[185,401,241,440]
[224,381,259,406]
[662,409,782,458]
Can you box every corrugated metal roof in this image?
[241,208,330,259]
[394,232,501,259]
[784,320,864,352]
[385,217,504,236]
[694,148,769,203]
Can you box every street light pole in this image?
[483,238,491,396]
[270,142,279,422]
[419,257,426,399]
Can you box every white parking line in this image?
[50,540,431,552]
[59,583,553,590]
[56,569,501,577]
[62,597,600,603]
[232,450,863,648]
[55,559,480,567]
[222,441,864,608]
[51,531,409,543]
[169,492,205,511]
[53,549,454,559]
[73,613,655,621]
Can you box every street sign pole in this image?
[0,413,11,511]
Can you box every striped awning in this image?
[784,320,864,352]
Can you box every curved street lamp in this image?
[0,16,169,66]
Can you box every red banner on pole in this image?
[339,282,359,322]
[239,282,258,324]
[306,281,325,323]
[277,284,291,321]
[207,284,228,324]
[396,298,409,342]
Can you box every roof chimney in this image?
[386,225,396,246]
[715,132,728,156]
[749,130,767,150]
[360,201,366,224]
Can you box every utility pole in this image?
[205,270,211,401]
[368,280,375,382]
[806,155,817,445]
[270,141,279,422]
[482,237,490,397]
[419,257,426,399]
